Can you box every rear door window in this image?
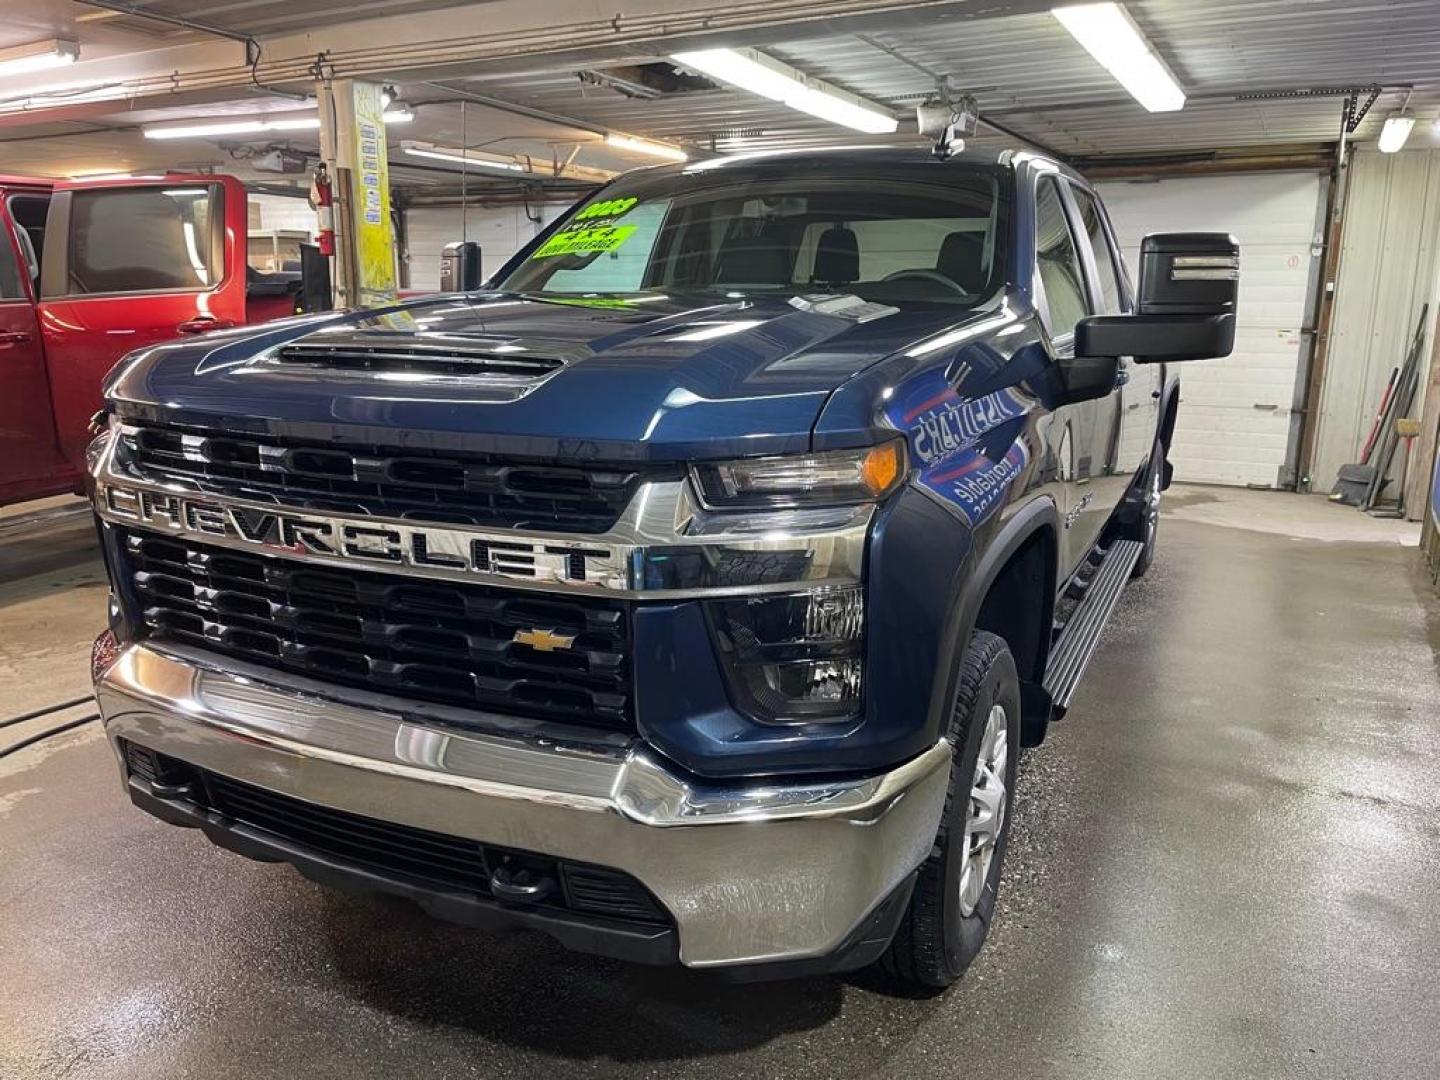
[0,222,23,299]
[58,185,220,297]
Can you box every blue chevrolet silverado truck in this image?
[87,147,1236,988]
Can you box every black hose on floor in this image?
[0,713,99,761]
[0,695,95,731]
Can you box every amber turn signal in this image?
[859,441,902,497]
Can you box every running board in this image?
[1042,539,1143,711]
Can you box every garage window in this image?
[1034,177,1089,340]
[59,185,220,297]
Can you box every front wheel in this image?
[879,630,1021,990]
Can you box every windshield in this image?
[497,165,1006,307]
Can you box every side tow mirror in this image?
[1076,231,1239,364]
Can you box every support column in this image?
[317,78,399,309]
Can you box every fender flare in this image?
[1159,376,1182,451]
[925,494,1061,746]
[1157,377,1182,490]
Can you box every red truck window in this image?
[58,185,220,297]
[0,224,23,299]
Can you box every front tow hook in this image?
[490,864,557,905]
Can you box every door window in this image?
[1069,185,1126,316]
[61,185,220,296]
[0,226,23,299]
[8,195,47,274]
[1034,177,1089,339]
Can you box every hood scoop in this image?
[268,330,566,383]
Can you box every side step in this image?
[1042,539,1144,711]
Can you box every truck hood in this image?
[106,291,968,461]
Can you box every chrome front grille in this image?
[120,530,635,733]
[115,423,676,533]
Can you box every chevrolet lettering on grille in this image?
[99,481,622,589]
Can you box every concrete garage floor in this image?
[1,487,1437,1080]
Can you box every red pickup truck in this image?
[1,173,302,507]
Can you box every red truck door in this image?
[36,175,248,469]
[0,190,64,498]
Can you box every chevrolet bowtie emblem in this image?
[512,627,577,652]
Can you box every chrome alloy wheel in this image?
[958,702,1009,917]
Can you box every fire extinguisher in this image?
[310,163,335,258]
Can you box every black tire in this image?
[879,630,1021,991]
[1127,437,1164,579]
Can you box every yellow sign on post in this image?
[331,79,397,307]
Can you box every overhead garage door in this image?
[1097,173,1324,487]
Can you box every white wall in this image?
[1098,172,1324,488]
[1313,148,1440,504]
[403,202,570,291]
[248,193,314,234]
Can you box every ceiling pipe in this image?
[421,82,609,139]
[72,0,256,48]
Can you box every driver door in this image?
[0,193,60,493]
[36,175,248,470]
[1033,175,1112,574]
[1066,182,1157,513]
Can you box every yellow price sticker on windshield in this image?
[533,223,637,259]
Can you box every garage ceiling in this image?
[0,0,1437,188]
[474,0,1440,157]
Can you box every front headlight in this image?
[691,440,906,510]
[707,585,865,724]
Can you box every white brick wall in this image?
[403,202,571,291]
[1098,173,1323,487]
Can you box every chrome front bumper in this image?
[96,642,951,968]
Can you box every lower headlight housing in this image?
[706,585,864,724]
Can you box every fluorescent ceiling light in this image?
[402,143,525,172]
[1052,3,1185,112]
[144,110,411,140]
[401,142,616,182]
[0,39,78,79]
[1378,115,1415,153]
[671,47,897,134]
[605,132,688,161]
